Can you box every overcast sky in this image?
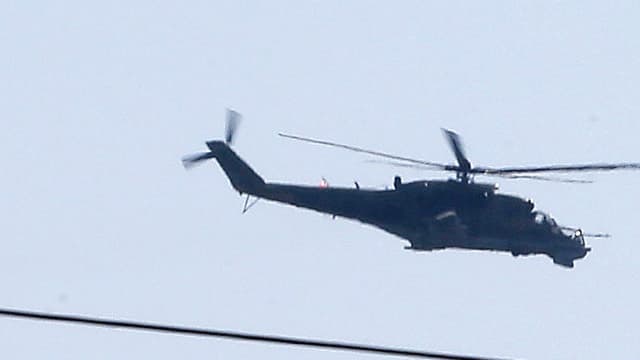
[1,1,639,359]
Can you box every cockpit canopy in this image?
[533,211,557,227]
[533,211,585,245]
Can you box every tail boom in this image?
[206,141,266,196]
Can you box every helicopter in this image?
[183,110,640,268]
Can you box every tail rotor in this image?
[182,108,242,170]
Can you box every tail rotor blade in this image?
[225,109,242,145]
[182,152,216,170]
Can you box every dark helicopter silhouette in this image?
[183,110,640,268]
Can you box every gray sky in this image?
[1,1,639,359]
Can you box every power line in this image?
[0,308,510,360]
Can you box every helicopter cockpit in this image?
[569,229,586,245]
[533,211,585,245]
[533,211,558,229]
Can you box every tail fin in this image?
[206,141,266,195]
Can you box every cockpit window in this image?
[533,211,555,225]
[533,211,558,228]
[568,229,586,245]
[533,211,580,239]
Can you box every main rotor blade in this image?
[485,173,593,184]
[442,129,471,171]
[368,160,593,183]
[278,133,450,170]
[474,163,640,175]
[365,160,443,171]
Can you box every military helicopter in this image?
[183,110,640,268]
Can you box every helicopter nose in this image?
[576,247,591,260]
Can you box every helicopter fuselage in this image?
[206,141,589,268]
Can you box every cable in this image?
[0,308,509,360]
